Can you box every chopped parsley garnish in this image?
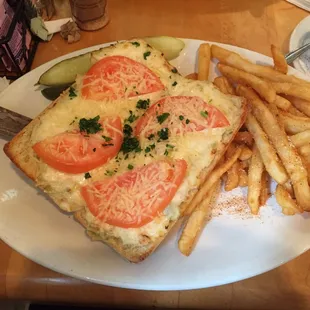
[143,51,151,60]
[179,115,184,121]
[157,112,170,124]
[131,41,140,47]
[79,115,102,134]
[145,146,151,153]
[121,137,140,154]
[172,81,178,86]
[157,127,169,141]
[125,110,138,123]
[128,164,134,170]
[200,110,209,118]
[105,170,114,176]
[209,99,213,103]
[150,143,155,150]
[102,135,112,142]
[93,148,96,152]
[186,119,190,124]
[84,172,91,179]
[171,68,178,73]
[148,133,155,140]
[166,144,174,149]
[69,87,77,99]
[164,149,169,156]
[136,99,150,109]
[123,124,133,137]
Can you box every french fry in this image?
[218,63,276,103]
[271,44,288,74]
[239,145,253,161]
[275,184,303,215]
[178,180,220,256]
[271,82,310,103]
[184,147,242,216]
[298,154,310,185]
[186,72,198,80]
[225,160,240,191]
[286,96,310,117]
[288,105,306,117]
[299,144,310,158]
[279,111,310,135]
[234,131,254,146]
[238,165,248,187]
[266,100,286,132]
[198,43,211,81]
[245,112,288,184]
[225,142,238,159]
[259,170,271,206]
[290,130,310,148]
[273,95,291,111]
[221,172,227,184]
[283,180,295,198]
[248,146,264,215]
[213,76,228,94]
[236,85,310,211]
[211,44,310,86]
[240,159,250,170]
[213,76,236,95]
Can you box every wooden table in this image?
[1,1,310,309]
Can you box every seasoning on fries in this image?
[247,146,264,214]
[245,112,288,184]
[178,41,310,256]
[236,85,310,211]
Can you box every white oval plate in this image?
[0,39,309,291]
[289,15,310,75]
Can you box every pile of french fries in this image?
[178,43,310,256]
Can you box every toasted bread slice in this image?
[4,39,247,262]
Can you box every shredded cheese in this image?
[31,39,244,245]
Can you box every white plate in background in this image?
[289,15,310,75]
[0,39,309,291]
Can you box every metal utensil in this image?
[285,42,310,64]
[0,106,32,140]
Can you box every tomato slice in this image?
[81,56,165,101]
[80,159,187,228]
[135,96,230,137]
[33,117,123,174]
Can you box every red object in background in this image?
[0,0,38,79]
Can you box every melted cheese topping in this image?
[31,39,244,245]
